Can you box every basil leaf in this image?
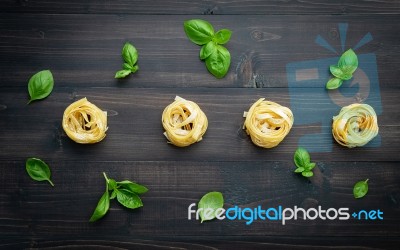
[110,190,117,199]
[108,179,117,191]
[214,29,232,45]
[353,179,369,199]
[184,19,214,45]
[123,63,134,70]
[117,180,148,194]
[326,77,343,90]
[330,65,352,80]
[338,49,358,74]
[302,171,314,178]
[200,41,217,60]
[198,191,224,223]
[306,162,316,170]
[116,189,143,209]
[115,69,131,79]
[89,191,110,222]
[294,167,305,173]
[25,158,54,186]
[205,45,231,78]
[122,42,138,66]
[27,70,54,104]
[294,147,310,168]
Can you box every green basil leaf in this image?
[116,189,143,209]
[306,162,316,170]
[326,77,343,90]
[130,65,139,74]
[294,147,310,168]
[330,65,352,80]
[198,191,224,223]
[338,49,358,74]
[117,180,148,194]
[214,29,232,45]
[89,191,110,222]
[27,70,54,104]
[184,19,214,45]
[302,171,314,178]
[200,41,217,60]
[353,179,369,199]
[115,69,131,79]
[294,167,305,173]
[122,42,138,66]
[123,63,134,70]
[108,179,117,191]
[25,158,54,186]
[205,45,231,78]
[110,190,117,199]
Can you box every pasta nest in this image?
[332,103,378,148]
[243,98,294,148]
[162,96,208,147]
[62,97,108,144]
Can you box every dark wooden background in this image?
[1,1,400,249]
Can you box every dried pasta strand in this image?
[62,97,108,144]
[243,98,294,148]
[332,103,378,148]
[162,96,208,147]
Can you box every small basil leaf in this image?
[117,180,148,194]
[302,171,314,178]
[214,29,232,45]
[330,65,352,80]
[130,65,139,74]
[110,190,117,199]
[27,70,54,104]
[198,191,224,223]
[122,42,138,66]
[123,63,134,70]
[338,49,358,74]
[294,147,310,169]
[108,179,117,191]
[326,77,343,90]
[353,179,369,199]
[116,189,143,209]
[25,158,54,186]
[306,162,316,170]
[294,167,305,173]
[184,19,214,45]
[89,191,110,222]
[200,41,217,60]
[205,45,231,78]
[115,69,131,79]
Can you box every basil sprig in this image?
[89,172,148,222]
[115,42,139,79]
[198,191,224,223]
[27,70,54,104]
[326,49,358,89]
[184,19,232,79]
[353,179,369,199]
[294,147,316,178]
[25,157,54,186]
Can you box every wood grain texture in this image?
[0,14,399,88]
[1,0,400,15]
[0,1,399,249]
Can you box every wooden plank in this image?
[0,160,399,238]
[1,0,400,15]
[0,87,398,162]
[0,14,399,88]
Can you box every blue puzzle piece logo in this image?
[286,23,382,152]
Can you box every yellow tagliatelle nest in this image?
[162,96,208,147]
[62,97,108,144]
[243,98,294,148]
[332,103,378,148]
